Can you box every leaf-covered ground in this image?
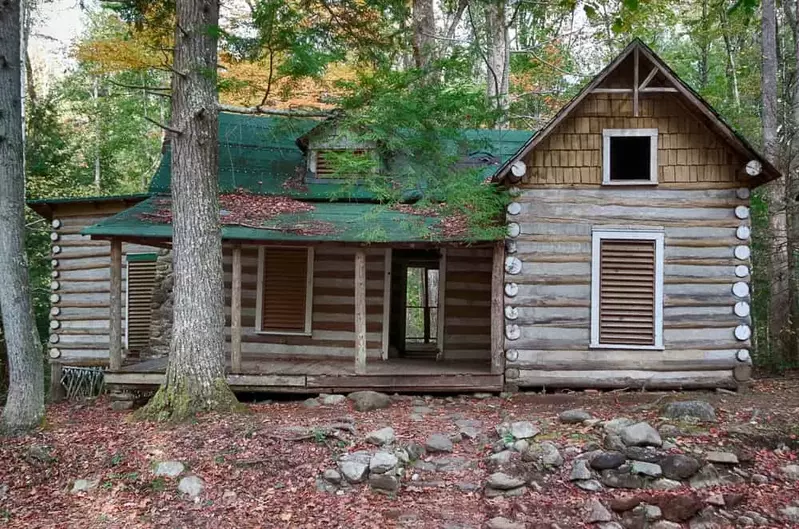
[1,377,798,529]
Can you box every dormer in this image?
[298,119,379,183]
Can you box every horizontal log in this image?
[57,349,109,359]
[517,187,740,203]
[519,203,737,222]
[508,349,743,371]
[239,342,382,357]
[512,369,737,389]
[306,374,502,390]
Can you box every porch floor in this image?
[105,356,502,393]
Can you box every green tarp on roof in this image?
[82,194,495,243]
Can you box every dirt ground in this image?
[1,376,798,529]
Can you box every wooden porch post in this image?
[109,238,122,371]
[355,248,367,374]
[437,248,447,359]
[231,244,242,374]
[490,240,504,375]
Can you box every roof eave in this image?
[27,193,150,220]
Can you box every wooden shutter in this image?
[126,260,157,354]
[598,239,656,346]
[261,248,310,332]
[314,150,367,178]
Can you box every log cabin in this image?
[28,40,779,397]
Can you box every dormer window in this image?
[308,149,373,181]
[602,129,658,185]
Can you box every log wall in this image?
[503,187,754,389]
[48,208,158,365]
[444,247,492,360]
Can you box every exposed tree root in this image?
[135,377,244,422]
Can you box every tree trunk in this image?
[785,0,799,364]
[138,0,238,421]
[762,0,790,364]
[411,0,435,69]
[485,0,509,127]
[720,8,741,108]
[0,0,44,434]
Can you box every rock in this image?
[651,522,681,529]
[751,473,768,485]
[540,442,564,467]
[178,475,204,499]
[369,472,399,492]
[510,421,540,439]
[0,483,7,501]
[365,427,395,446]
[486,516,525,529]
[487,472,526,490]
[303,397,321,408]
[604,434,627,452]
[413,460,436,473]
[658,424,681,438]
[154,461,185,478]
[348,390,391,411]
[489,450,514,467]
[743,511,768,525]
[513,439,530,453]
[323,469,342,484]
[781,506,799,523]
[576,479,604,492]
[620,508,646,529]
[459,426,482,439]
[781,464,799,481]
[412,405,433,415]
[26,445,55,464]
[661,441,676,450]
[111,400,134,411]
[689,464,743,489]
[486,484,525,498]
[409,413,424,422]
[590,452,627,470]
[571,460,593,481]
[649,478,681,491]
[395,448,409,464]
[583,441,602,452]
[406,442,425,460]
[604,418,635,435]
[597,523,624,529]
[560,409,593,423]
[321,394,347,405]
[662,401,717,422]
[630,461,662,478]
[587,499,613,523]
[643,504,662,521]
[424,433,453,453]
[736,516,754,527]
[601,468,645,489]
[705,451,738,465]
[370,451,398,474]
[660,454,700,480]
[431,456,472,472]
[724,493,746,509]
[620,423,662,447]
[316,477,338,493]
[610,496,644,512]
[71,479,98,493]
[688,513,725,529]
[338,451,371,483]
[705,493,724,507]
[624,446,661,464]
[657,493,702,522]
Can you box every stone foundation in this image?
[144,249,173,358]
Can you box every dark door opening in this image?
[389,249,441,360]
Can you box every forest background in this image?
[2,0,797,397]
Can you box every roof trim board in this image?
[495,39,780,186]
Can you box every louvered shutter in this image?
[314,150,367,179]
[598,239,656,346]
[126,259,157,354]
[261,248,310,332]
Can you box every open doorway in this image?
[389,249,442,360]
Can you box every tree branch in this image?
[143,115,182,135]
[216,103,333,118]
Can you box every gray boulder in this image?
[321,394,347,405]
[338,451,371,483]
[178,475,204,499]
[604,434,627,452]
[586,499,613,523]
[487,472,526,490]
[660,454,700,480]
[781,506,799,523]
[620,422,662,447]
[650,478,682,491]
[600,468,645,489]
[154,461,185,478]
[509,421,540,439]
[71,479,98,493]
[782,464,799,481]
[624,446,661,464]
[365,426,395,446]
[424,433,453,453]
[630,461,662,478]
[369,473,399,492]
[323,469,341,484]
[570,459,593,481]
[705,451,738,465]
[560,409,592,424]
[486,517,525,529]
[590,451,626,470]
[576,479,604,492]
[604,417,635,435]
[662,400,716,422]
[540,441,563,467]
[303,397,320,408]
[348,391,391,411]
[369,451,398,474]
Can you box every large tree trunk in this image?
[138,0,238,420]
[785,0,799,363]
[0,0,44,434]
[762,0,790,363]
[411,0,435,69]
[485,0,510,127]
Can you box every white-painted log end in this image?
[50,307,60,317]
[734,325,752,341]
[51,219,62,229]
[507,202,522,216]
[507,223,521,238]
[744,160,762,177]
[52,245,61,255]
[511,160,527,178]
[736,187,751,200]
[51,259,59,268]
[49,293,60,303]
[734,245,751,260]
[50,280,60,290]
[49,232,59,242]
[48,334,60,344]
[48,348,61,359]
[505,256,522,275]
[505,324,521,340]
[736,349,751,364]
[505,349,519,362]
[504,282,519,297]
[734,205,750,220]
[506,367,520,380]
[734,265,749,278]
[736,225,751,240]
[505,240,517,254]
[49,320,60,330]
[504,305,518,320]
[733,301,751,318]
[732,281,750,298]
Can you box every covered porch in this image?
[100,235,507,393]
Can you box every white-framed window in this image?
[124,253,158,353]
[590,227,664,349]
[308,149,372,181]
[602,128,658,185]
[255,247,314,335]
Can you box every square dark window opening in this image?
[609,136,652,181]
